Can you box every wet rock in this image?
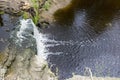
[36,21,50,28]
[36,22,42,28]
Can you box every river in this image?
[0,0,120,80]
[42,0,120,79]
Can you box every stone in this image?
[0,0,31,15]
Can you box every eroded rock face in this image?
[0,0,31,15]
[0,47,56,80]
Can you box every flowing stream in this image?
[42,1,120,79]
[0,0,120,80]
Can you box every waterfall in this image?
[16,19,77,60]
[17,19,33,42]
[30,19,48,59]
[15,19,62,61]
[16,19,48,62]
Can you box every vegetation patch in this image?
[0,11,4,15]
[23,0,39,24]
[43,0,52,11]
[31,0,40,24]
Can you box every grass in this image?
[43,0,51,11]
[31,0,39,24]
[0,11,4,15]
[23,0,40,24]
[23,12,30,19]
[23,0,52,24]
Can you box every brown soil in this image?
[40,0,72,23]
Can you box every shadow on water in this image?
[45,0,120,79]
[54,0,120,33]
[0,15,3,26]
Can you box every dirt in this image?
[39,0,72,23]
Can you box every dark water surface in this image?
[41,0,120,79]
[0,14,19,51]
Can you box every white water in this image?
[16,19,29,43]
[17,19,91,61]
[15,19,48,61]
[30,19,48,59]
[17,19,64,60]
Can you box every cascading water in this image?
[31,19,49,64]
[13,19,81,65]
[12,19,74,61]
[18,19,49,63]
[10,19,49,65]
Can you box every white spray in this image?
[17,19,48,65]
[18,19,87,63]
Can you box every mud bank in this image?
[39,0,72,23]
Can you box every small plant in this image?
[23,12,30,19]
[23,0,52,24]
[0,11,4,15]
[43,0,51,11]
[31,0,39,24]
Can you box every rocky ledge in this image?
[0,19,57,80]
